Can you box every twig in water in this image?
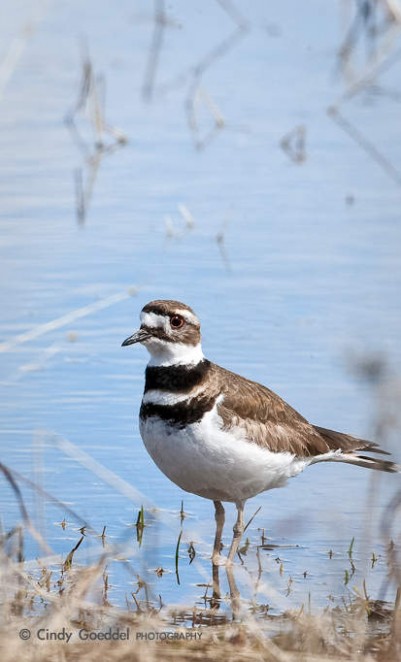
[328,105,401,188]
[280,125,306,164]
[186,83,225,150]
[62,535,84,572]
[216,215,232,272]
[136,506,145,546]
[142,0,169,101]
[178,204,195,229]
[66,43,127,223]
[0,3,49,101]
[348,536,355,559]
[74,168,85,224]
[188,542,196,564]
[175,530,182,584]
[338,0,401,79]
[0,462,51,555]
[145,0,248,149]
[156,0,249,99]
[244,506,262,533]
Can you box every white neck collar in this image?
[147,341,205,368]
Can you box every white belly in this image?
[139,404,309,503]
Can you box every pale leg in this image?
[227,501,245,564]
[211,562,221,607]
[226,565,241,620]
[212,500,225,566]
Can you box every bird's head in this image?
[122,299,203,367]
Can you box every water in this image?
[1,0,401,619]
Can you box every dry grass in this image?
[1,468,401,662]
[1,566,401,662]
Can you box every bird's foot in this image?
[212,553,229,566]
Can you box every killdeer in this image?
[122,299,399,565]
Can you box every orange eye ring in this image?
[170,315,184,329]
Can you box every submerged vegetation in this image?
[1,449,401,661]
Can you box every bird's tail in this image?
[330,453,400,473]
[311,425,400,473]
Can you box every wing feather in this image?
[212,363,385,458]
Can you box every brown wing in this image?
[212,363,385,458]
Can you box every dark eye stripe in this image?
[141,325,173,343]
[141,319,201,347]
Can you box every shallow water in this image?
[1,0,401,618]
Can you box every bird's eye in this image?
[170,315,184,329]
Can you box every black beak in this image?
[121,328,150,347]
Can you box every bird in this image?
[122,299,399,565]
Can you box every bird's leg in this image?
[212,500,225,566]
[211,563,221,608]
[227,501,245,564]
[226,565,241,620]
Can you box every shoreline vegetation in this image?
[1,454,401,662]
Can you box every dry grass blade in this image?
[0,2,49,101]
[65,44,128,223]
[0,462,93,533]
[0,462,51,555]
[62,535,85,572]
[0,289,134,353]
[186,83,225,150]
[338,0,401,77]
[142,0,168,101]
[175,529,182,585]
[244,506,262,533]
[327,106,401,188]
[74,167,86,224]
[280,125,306,164]
[135,506,145,546]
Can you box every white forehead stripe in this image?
[140,309,198,328]
[177,309,198,325]
[140,312,166,329]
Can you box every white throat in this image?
[146,340,204,367]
